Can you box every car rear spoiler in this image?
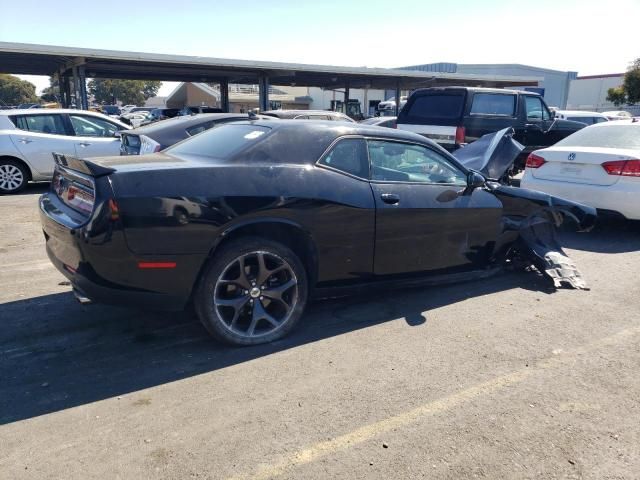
[52,152,116,177]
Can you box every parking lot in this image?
[1,184,639,479]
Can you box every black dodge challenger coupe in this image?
[40,120,596,345]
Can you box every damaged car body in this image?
[39,121,596,345]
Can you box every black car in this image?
[146,108,180,122]
[101,105,121,116]
[40,121,595,346]
[119,113,266,155]
[359,116,397,128]
[397,87,586,170]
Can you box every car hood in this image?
[452,128,524,179]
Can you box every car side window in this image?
[13,114,66,135]
[368,140,467,186]
[70,115,119,137]
[318,138,368,178]
[524,96,551,122]
[470,93,516,116]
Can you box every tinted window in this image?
[13,114,66,135]
[407,94,464,119]
[470,93,516,116]
[555,124,640,149]
[167,124,271,159]
[70,115,119,137]
[186,121,215,136]
[368,140,466,185]
[318,138,368,178]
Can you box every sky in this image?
[3,0,638,95]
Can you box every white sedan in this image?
[0,109,130,193]
[521,120,640,220]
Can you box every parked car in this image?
[377,97,407,115]
[555,110,608,125]
[120,105,137,114]
[145,108,181,123]
[521,119,640,220]
[0,109,130,193]
[101,105,121,117]
[602,110,633,121]
[359,116,397,128]
[120,113,266,155]
[397,87,586,171]
[39,120,595,345]
[261,110,355,122]
[17,103,42,109]
[177,106,224,116]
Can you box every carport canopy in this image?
[0,42,541,113]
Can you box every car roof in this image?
[410,86,538,96]
[230,118,441,144]
[261,110,351,118]
[0,108,113,116]
[580,119,639,129]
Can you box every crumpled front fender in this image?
[490,184,597,289]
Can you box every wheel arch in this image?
[191,218,319,299]
[0,155,33,181]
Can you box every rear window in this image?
[167,124,271,159]
[555,124,640,149]
[470,93,516,116]
[406,94,464,119]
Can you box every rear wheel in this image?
[0,159,28,194]
[195,237,308,345]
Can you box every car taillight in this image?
[139,135,161,155]
[602,159,640,177]
[455,126,466,144]
[525,153,546,169]
[53,166,96,216]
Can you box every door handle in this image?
[380,193,400,205]
[19,138,33,144]
[78,142,92,147]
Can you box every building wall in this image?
[401,63,576,108]
[565,75,624,111]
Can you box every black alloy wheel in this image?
[195,237,308,345]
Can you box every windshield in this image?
[166,124,271,160]
[555,124,640,149]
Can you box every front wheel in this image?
[0,159,28,194]
[194,237,308,345]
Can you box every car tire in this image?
[195,236,308,346]
[0,159,29,194]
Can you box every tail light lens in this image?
[455,126,466,144]
[52,166,95,216]
[525,153,547,169]
[602,159,640,177]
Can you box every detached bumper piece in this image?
[518,213,588,290]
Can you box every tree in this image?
[0,74,38,106]
[40,76,60,103]
[87,79,161,105]
[606,58,640,106]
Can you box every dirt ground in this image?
[1,184,639,479]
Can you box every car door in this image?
[9,113,76,176]
[68,114,122,157]
[367,139,503,276]
[522,95,555,150]
[464,92,518,143]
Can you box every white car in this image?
[555,110,608,126]
[521,119,640,220]
[602,110,633,121]
[0,109,130,193]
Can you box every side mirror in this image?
[467,171,485,190]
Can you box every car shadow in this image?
[5,182,50,197]
[0,269,553,425]
[559,218,640,254]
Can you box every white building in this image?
[566,73,640,115]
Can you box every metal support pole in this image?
[62,74,72,108]
[78,66,88,110]
[258,75,269,112]
[71,66,79,109]
[344,82,350,113]
[394,80,401,116]
[220,78,229,112]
